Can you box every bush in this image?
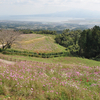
[1,49,70,58]
[0,48,2,52]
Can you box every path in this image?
[0,59,15,65]
[0,44,6,48]
[23,36,46,44]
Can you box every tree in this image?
[79,26,100,58]
[0,29,21,50]
[55,29,81,55]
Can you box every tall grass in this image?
[0,60,100,100]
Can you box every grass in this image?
[0,57,100,100]
[0,33,100,99]
[1,53,100,67]
[12,34,66,53]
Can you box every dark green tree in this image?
[55,29,81,55]
[79,25,100,58]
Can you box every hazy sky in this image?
[0,0,100,15]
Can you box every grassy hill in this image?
[12,34,66,53]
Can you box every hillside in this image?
[0,32,100,100]
[12,34,66,53]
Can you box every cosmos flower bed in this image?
[0,61,100,100]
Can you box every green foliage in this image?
[19,29,34,34]
[0,48,3,52]
[36,30,57,35]
[55,26,100,58]
[66,44,80,55]
[55,29,81,55]
[2,49,70,58]
[79,25,100,58]
[60,92,68,100]
[19,29,57,35]
[0,86,4,95]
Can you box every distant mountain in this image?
[0,9,100,22]
[29,9,100,19]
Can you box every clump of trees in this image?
[0,30,21,50]
[79,26,100,58]
[55,26,100,58]
[55,29,82,54]
[19,29,34,34]
[35,30,57,35]
[18,29,57,35]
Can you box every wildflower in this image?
[76,72,80,75]
[50,90,54,93]
[15,79,17,81]
[31,88,33,91]
[42,91,44,94]
[56,92,58,94]
[87,80,89,82]
[80,79,82,81]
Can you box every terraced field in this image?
[12,34,66,53]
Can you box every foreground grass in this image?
[0,56,100,100]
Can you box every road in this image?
[0,44,15,64]
[0,59,15,65]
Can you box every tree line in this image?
[18,29,57,35]
[55,26,100,59]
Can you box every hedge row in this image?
[2,49,70,58]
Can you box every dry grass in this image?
[12,34,66,53]
[22,36,46,44]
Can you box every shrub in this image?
[1,49,70,58]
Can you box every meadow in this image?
[0,54,100,100]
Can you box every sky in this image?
[0,0,100,15]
